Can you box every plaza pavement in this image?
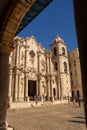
[6,103,87,130]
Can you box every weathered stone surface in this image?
[8,36,71,103]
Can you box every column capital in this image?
[0,43,14,54]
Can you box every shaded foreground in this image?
[7,104,86,130]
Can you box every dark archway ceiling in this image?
[0,0,16,31]
[0,0,53,35]
[16,0,53,35]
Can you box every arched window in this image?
[62,47,65,55]
[53,47,57,56]
[64,62,67,73]
[74,60,76,66]
[54,62,58,71]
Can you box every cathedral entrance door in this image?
[28,80,36,100]
[53,88,56,100]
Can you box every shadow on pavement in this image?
[72,116,85,119]
[68,120,85,124]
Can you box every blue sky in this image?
[18,0,78,51]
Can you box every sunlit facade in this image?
[68,48,83,99]
[9,36,71,102]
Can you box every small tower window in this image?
[70,72,72,77]
[53,47,57,56]
[64,62,67,73]
[74,60,76,66]
[54,62,58,71]
[75,70,77,75]
[62,47,65,55]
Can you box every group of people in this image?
[73,97,84,107]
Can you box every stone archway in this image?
[0,0,35,52]
[0,1,35,129]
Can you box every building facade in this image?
[9,36,71,102]
[68,48,83,99]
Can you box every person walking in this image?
[73,98,76,107]
[78,97,81,107]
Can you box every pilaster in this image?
[0,46,13,130]
[37,51,40,72]
[46,56,49,73]
[50,76,53,98]
[24,74,28,101]
[13,70,19,101]
[8,69,13,98]
[36,80,38,96]
[37,73,41,96]
[46,75,50,100]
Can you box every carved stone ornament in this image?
[26,0,32,3]
[21,0,32,4]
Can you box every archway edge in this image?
[0,0,35,53]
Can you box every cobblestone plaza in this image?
[7,104,86,130]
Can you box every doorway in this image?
[53,88,56,96]
[72,90,74,98]
[28,80,36,100]
[77,90,80,98]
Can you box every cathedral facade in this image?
[9,36,71,102]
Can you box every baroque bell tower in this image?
[50,36,71,99]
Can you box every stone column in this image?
[50,78,53,98]
[17,74,20,101]
[12,44,19,101]
[24,46,29,68]
[0,50,10,130]
[37,52,41,97]
[37,51,40,72]
[16,43,20,66]
[24,74,28,101]
[50,76,53,97]
[60,78,63,100]
[49,54,53,99]
[36,80,38,96]
[11,74,14,102]
[38,76,41,97]
[8,69,13,100]
[58,78,61,100]
[24,46,29,101]
[14,71,19,101]
[55,77,60,100]
[49,54,51,74]
[47,77,50,100]
[46,56,49,73]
